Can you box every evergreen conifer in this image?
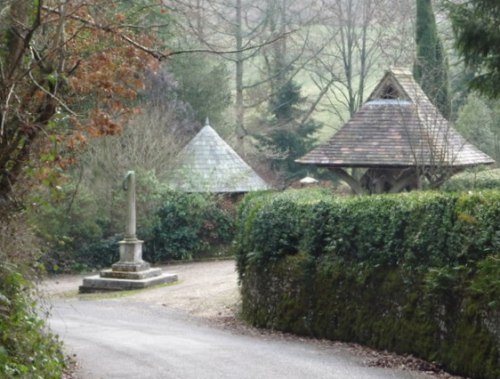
[414,0,451,118]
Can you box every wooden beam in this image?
[389,170,419,193]
[329,168,366,195]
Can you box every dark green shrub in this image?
[33,179,238,270]
[401,193,458,268]
[146,192,235,262]
[71,235,121,272]
[32,170,173,271]
[247,198,304,261]
[31,184,112,272]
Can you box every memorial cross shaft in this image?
[124,170,137,240]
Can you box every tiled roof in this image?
[297,69,495,168]
[169,123,270,193]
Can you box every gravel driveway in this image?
[41,260,239,320]
[42,260,464,379]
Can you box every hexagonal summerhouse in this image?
[296,69,495,194]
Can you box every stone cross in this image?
[79,170,178,292]
[123,170,137,240]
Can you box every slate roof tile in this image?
[169,123,270,193]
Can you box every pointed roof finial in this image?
[205,117,210,126]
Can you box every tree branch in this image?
[167,30,296,58]
[42,4,295,61]
[0,84,15,140]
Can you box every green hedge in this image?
[442,168,500,192]
[236,189,500,379]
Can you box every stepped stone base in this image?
[100,267,162,280]
[79,238,178,293]
[79,271,177,293]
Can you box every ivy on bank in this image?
[0,265,65,378]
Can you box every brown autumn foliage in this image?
[0,0,169,206]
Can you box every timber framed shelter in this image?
[296,68,495,194]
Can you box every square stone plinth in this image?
[118,239,144,263]
[79,271,178,293]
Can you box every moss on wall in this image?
[242,255,500,378]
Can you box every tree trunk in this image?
[235,0,246,152]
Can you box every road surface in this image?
[45,261,453,379]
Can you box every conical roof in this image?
[169,122,269,193]
[297,69,495,168]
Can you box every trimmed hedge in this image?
[236,189,500,379]
[442,168,500,192]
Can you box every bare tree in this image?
[83,66,198,187]
[167,0,267,142]
[85,110,190,181]
[76,99,197,235]
[168,0,325,150]
[306,0,415,126]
